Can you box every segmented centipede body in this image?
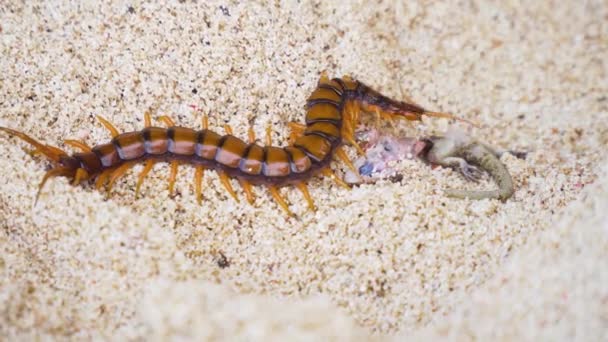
[0,73,470,215]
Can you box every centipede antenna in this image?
[0,127,67,162]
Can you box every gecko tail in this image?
[444,188,512,202]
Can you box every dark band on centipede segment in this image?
[0,73,473,215]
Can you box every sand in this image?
[0,1,607,340]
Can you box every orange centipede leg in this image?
[218,171,239,202]
[95,169,113,191]
[266,125,272,146]
[71,168,89,185]
[287,122,306,143]
[374,110,382,127]
[0,127,67,162]
[319,71,330,84]
[295,182,315,211]
[340,104,365,155]
[344,135,365,156]
[135,159,156,198]
[322,168,350,189]
[144,111,152,128]
[194,165,204,205]
[201,115,209,129]
[224,124,233,135]
[158,115,176,127]
[96,115,120,138]
[106,162,135,195]
[267,185,293,216]
[239,179,256,204]
[168,160,179,196]
[335,147,359,176]
[64,139,92,152]
[35,167,74,203]
[378,110,398,129]
[248,127,256,144]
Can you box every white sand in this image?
[0,1,606,340]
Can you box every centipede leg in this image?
[96,115,120,138]
[218,171,239,202]
[0,127,67,162]
[144,111,152,128]
[239,179,256,204]
[322,168,350,189]
[287,122,306,143]
[267,185,293,216]
[374,109,382,127]
[341,103,365,155]
[376,109,397,129]
[344,135,365,156]
[335,147,359,176]
[64,139,92,152]
[35,167,74,203]
[201,115,209,129]
[95,169,113,191]
[224,124,234,135]
[135,159,156,198]
[107,162,135,195]
[158,115,176,127]
[248,127,256,144]
[71,168,89,185]
[295,182,315,211]
[168,160,179,196]
[319,71,330,84]
[194,166,204,205]
[266,125,272,146]
[27,144,68,159]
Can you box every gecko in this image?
[419,129,522,201]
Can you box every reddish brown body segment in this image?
[0,73,471,215]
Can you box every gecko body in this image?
[421,130,515,201]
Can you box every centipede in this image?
[0,73,474,215]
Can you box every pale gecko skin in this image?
[421,129,516,201]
